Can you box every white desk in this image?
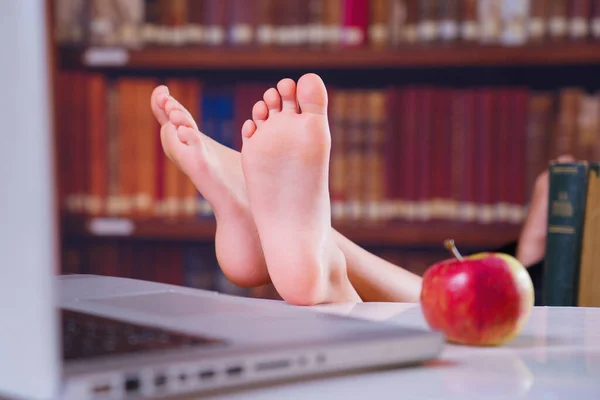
[202,303,600,399]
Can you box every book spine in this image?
[229,0,255,46]
[478,0,503,43]
[548,0,569,40]
[369,0,389,47]
[186,0,205,44]
[500,0,530,46]
[307,0,326,46]
[203,0,228,46]
[593,0,600,38]
[578,163,600,307]
[528,0,547,41]
[256,0,275,46]
[461,0,480,41]
[418,0,439,42]
[321,0,341,46]
[510,88,529,223]
[474,89,495,224]
[389,0,407,46]
[342,0,369,47]
[439,0,460,42]
[451,89,467,222]
[401,87,419,220]
[86,74,108,216]
[544,161,589,306]
[525,93,554,201]
[364,90,386,221]
[417,88,434,221]
[576,94,600,162]
[345,91,365,220]
[403,0,419,43]
[135,79,159,216]
[569,0,592,40]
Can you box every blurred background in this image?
[51,0,600,300]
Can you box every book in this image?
[578,163,600,307]
[543,161,589,306]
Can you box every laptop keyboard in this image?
[62,309,225,361]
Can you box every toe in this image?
[169,110,194,128]
[296,73,328,116]
[241,119,257,139]
[150,85,170,126]
[277,78,298,112]
[263,88,281,114]
[165,96,199,130]
[252,101,269,125]
[176,126,200,146]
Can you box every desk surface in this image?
[204,303,600,400]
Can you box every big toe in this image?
[296,73,328,116]
[151,85,170,126]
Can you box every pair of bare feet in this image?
[150,74,360,306]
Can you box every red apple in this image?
[420,240,534,346]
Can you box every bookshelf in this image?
[62,215,521,247]
[51,0,600,299]
[59,42,600,70]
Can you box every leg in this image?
[150,86,268,288]
[150,78,422,303]
[241,74,361,305]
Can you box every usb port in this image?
[199,370,215,381]
[124,377,140,393]
[154,374,167,388]
[226,366,243,377]
[92,384,111,394]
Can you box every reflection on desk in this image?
[201,304,600,400]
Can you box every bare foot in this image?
[240,74,361,306]
[150,86,268,288]
[517,154,576,267]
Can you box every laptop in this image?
[0,2,444,399]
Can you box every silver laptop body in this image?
[0,1,444,399]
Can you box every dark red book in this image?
[474,89,496,224]
[400,87,419,221]
[509,88,529,224]
[342,0,369,47]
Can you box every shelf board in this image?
[61,215,521,248]
[59,42,600,70]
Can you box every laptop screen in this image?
[0,1,61,399]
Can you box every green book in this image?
[543,161,589,307]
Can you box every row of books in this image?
[544,161,600,307]
[55,0,600,48]
[56,72,600,224]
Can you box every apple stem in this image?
[444,239,464,261]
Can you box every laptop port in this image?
[226,365,243,377]
[256,359,291,372]
[92,384,111,394]
[316,354,326,364]
[154,374,167,388]
[199,370,215,381]
[124,377,140,393]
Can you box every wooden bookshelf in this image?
[59,42,600,70]
[61,215,521,248]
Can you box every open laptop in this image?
[0,2,444,399]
